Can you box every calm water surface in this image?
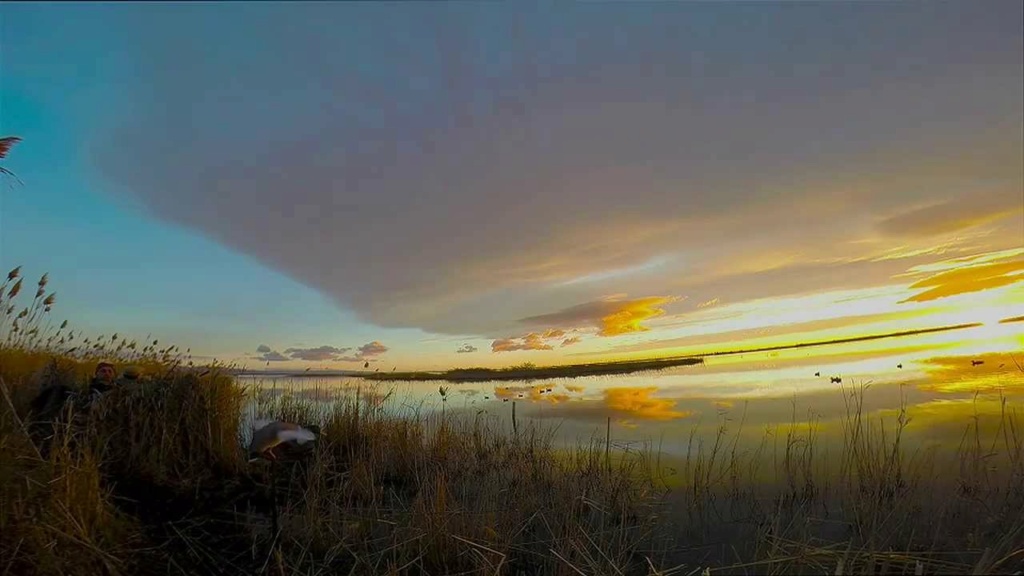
[240,321,1024,459]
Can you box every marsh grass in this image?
[1,267,1022,575]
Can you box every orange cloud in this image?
[599,296,679,336]
[490,327,582,352]
[358,341,389,356]
[520,295,683,337]
[491,332,554,352]
[901,259,1024,303]
[603,387,692,421]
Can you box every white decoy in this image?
[248,420,318,463]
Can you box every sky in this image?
[1,2,1022,371]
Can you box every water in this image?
[239,320,1024,460]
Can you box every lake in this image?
[239,319,1024,465]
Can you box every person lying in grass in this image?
[88,361,118,399]
[27,361,137,452]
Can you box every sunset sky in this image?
[1,2,1021,371]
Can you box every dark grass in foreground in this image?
[3,350,1024,575]
[1,354,673,576]
[1,269,1023,575]
[363,357,705,383]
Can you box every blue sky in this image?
[0,5,442,367]
[1,3,1021,370]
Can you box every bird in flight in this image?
[0,136,22,181]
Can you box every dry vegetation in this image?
[1,266,1022,575]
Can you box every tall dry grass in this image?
[652,381,1024,575]
[1,266,1022,575]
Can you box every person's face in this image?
[96,365,115,382]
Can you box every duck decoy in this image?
[248,421,318,463]
[971,360,984,366]
[814,372,820,377]
[830,376,842,384]
[897,364,902,369]
[364,361,370,368]
[246,420,319,560]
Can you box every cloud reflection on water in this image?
[245,321,1023,458]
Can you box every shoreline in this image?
[232,322,981,382]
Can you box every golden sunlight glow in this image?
[598,296,680,336]
[897,247,1024,276]
[917,352,1024,394]
[586,248,1024,364]
[901,259,1024,302]
[602,387,693,420]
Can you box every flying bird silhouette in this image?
[814,372,820,377]
[897,364,902,369]
[0,136,22,180]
